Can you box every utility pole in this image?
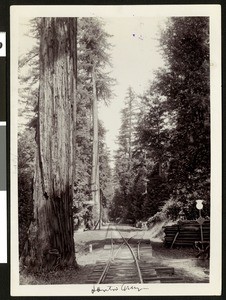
[91,64,101,229]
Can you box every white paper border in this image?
[10,4,222,296]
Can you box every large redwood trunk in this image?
[24,18,77,271]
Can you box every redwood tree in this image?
[76,18,114,226]
[23,18,77,271]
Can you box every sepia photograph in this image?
[10,5,221,296]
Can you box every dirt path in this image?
[20,224,209,284]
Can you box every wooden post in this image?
[137,242,140,260]
[199,210,204,250]
[170,231,179,249]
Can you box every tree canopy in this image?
[110,17,210,222]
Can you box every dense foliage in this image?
[18,129,36,256]
[110,17,210,222]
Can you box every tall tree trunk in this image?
[24,18,77,271]
[128,95,132,160]
[91,65,100,227]
[127,87,134,161]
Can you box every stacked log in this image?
[163,220,210,247]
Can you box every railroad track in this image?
[86,224,182,284]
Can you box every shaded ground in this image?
[20,224,209,284]
[20,228,108,284]
[150,240,209,283]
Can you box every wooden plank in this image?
[170,231,179,249]
[145,276,182,281]
[155,267,174,272]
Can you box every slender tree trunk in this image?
[143,150,148,194]
[128,96,132,160]
[91,65,100,227]
[23,18,77,271]
[127,87,134,161]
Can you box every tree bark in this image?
[91,65,100,227]
[24,18,77,271]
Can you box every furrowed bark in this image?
[23,18,77,271]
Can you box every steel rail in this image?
[97,224,143,284]
[97,224,114,284]
[97,224,134,284]
[112,231,139,260]
[116,226,144,284]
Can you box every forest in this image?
[18,17,210,271]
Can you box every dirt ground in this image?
[20,224,209,284]
[150,241,209,283]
